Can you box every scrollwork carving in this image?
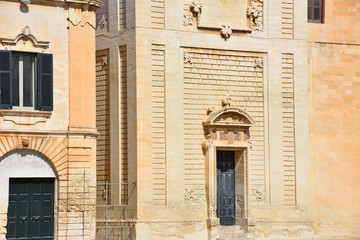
[234,132,242,141]
[219,132,227,141]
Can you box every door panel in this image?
[6,178,55,240]
[217,150,236,225]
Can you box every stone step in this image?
[218,226,254,240]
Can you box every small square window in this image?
[308,0,325,23]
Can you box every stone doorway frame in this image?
[202,107,255,238]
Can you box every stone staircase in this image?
[217,226,254,240]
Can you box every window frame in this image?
[0,50,53,111]
[308,0,325,23]
[11,52,36,111]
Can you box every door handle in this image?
[31,217,39,222]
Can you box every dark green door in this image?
[6,178,55,240]
[217,150,236,225]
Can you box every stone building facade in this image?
[0,0,100,239]
[95,0,360,239]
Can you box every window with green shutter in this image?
[0,50,53,111]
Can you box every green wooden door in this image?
[6,178,55,240]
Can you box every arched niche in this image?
[202,107,255,236]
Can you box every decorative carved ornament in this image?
[183,14,194,26]
[222,95,232,107]
[190,0,203,14]
[247,0,263,31]
[220,25,232,40]
[254,57,263,68]
[98,14,107,29]
[250,187,266,203]
[0,26,50,49]
[183,50,193,64]
[102,56,108,65]
[185,0,263,39]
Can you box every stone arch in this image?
[204,107,256,127]
[0,135,68,177]
[0,150,57,226]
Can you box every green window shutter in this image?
[0,50,12,109]
[37,53,53,111]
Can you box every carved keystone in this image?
[22,138,30,148]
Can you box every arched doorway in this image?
[0,150,56,240]
[202,107,255,231]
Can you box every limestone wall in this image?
[308,42,360,238]
[307,0,360,238]
[0,0,100,239]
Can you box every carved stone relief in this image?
[98,14,107,29]
[184,0,263,39]
[247,0,263,31]
[183,50,193,64]
[254,57,263,68]
[220,25,232,40]
[222,95,232,107]
[102,56,108,65]
[250,187,266,203]
[183,14,194,26]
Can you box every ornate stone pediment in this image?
[0,26,50,49]
[203,107,255,127]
